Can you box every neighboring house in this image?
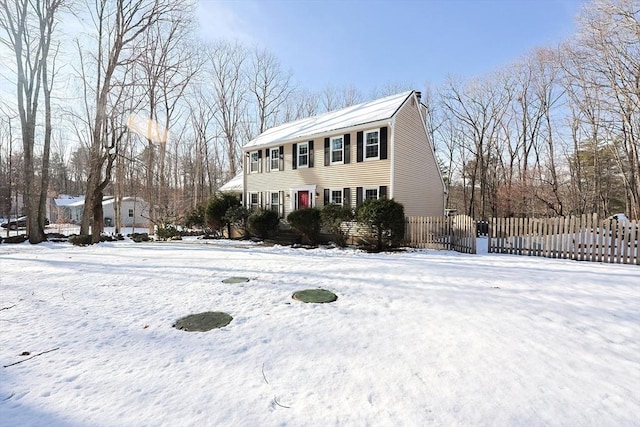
[52,195,149,227]
[242,90,445,218]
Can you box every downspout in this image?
[389,118,396,199]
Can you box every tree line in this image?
[0,0,637,244]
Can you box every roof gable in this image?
[244,90,413,149]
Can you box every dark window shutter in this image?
[258,150,263,173]
[324,138,330,166]
[344,134,351,164]
[356,131,363,163]
[379,186,387,199]
[292,143,297,169]
[380,127,388,160]
[279,146,284,171]
[356,187,363,207]
[265,148,270,172]
[309,140,314,168]
[343,187,351,208]
[324,189,330,205]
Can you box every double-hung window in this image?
[270,192,279,212]
[297,142,309,167]
[331,189,343,206]
[270,149,280,171]
[249,193,260,210]
[249,151,260,173]
[365,130,379,160]
[331,136,343,164]
[365,188,379,200]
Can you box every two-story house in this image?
[241,90,445,218]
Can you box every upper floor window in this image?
[270,149,280,171]
[128,209,134,217]
[331,136,343,164]
[250,151,260,173]
[297,142,309,168]
[365,130,379,160]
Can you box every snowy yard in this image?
[1,238,639,426]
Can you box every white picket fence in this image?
[489,214,639,265]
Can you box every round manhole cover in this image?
[222,277,250,284]
[292,289,338,303]
[173,312,233,332]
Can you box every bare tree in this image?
[77,0,190,242]
[248,47,292,133]
[0,0,63,243]
[568,0,640,218]
[206,40,248,177]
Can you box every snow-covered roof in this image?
[244,90,413,149]
[54,196,144,207]
[53,196,84,207]
[219,174,243,192]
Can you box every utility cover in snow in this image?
[292,289,338,304]
[173,312,233,332]
[222,277,250,284]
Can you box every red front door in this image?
[298,191,310,209]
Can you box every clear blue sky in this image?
[196,0,588,92]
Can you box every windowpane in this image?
[270,192,279,212]
[298,143,308,167]
[331,190,343,205]
[270,149,279,170]
[128,209,134,217]
[365,189,378,200]
[250,151,259,172]
[365,131,379,159]
[331,137,343,163]
[250,193,259,210]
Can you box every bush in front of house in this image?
[247,209,279,239]
[224,205,251,238]
[321,204,354,247]
[287,207,322,246]
[184,205,206,230]
[206,194,241,237]
[156,225,181,240]
[355,198,405,251]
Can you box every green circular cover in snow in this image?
[292,289,338,304]
[173,312,233,332]
[221,277,250,284]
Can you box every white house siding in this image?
[244,128,391,218]
[392,98,445,216]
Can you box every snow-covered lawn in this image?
[1,238,638,426]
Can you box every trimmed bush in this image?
[224,205,250,238]
[321,204,354,247]
[248,209,279,239]
[287,207,322,245]
[156,225,181,240]
[206,194,241,236]
[184,205,206,229]
[355,198,405,251]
